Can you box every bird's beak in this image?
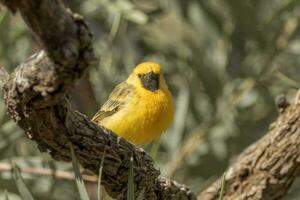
[139,72,159,92]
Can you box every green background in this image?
[0,0,299,199]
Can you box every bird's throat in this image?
[140,72,159,92]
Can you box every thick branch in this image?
[1,1,195,200]
[198,92,300,200]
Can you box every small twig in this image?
[0,162,97,182]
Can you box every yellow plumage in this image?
[92,62,173,145]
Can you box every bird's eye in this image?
[137,74,142,78]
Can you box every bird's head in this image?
[129,62,165,92]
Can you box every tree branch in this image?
[198,92,300,200]
[0,0,195,200]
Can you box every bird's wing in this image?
[92,81,133,122]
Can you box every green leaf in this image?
[124,10,148,25]
[149,139,160,160]
[218,172,226,200]
[109,13,122,41]
[4,190,10,200]
[97,147,107,200]
[127,156,134,200]
[70,145,91,200]
[12,163,35,200]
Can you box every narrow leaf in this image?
[149,139,160,159]
[12,163,35,200]
[97,146,107,200]
[127,156,135,200]
[218,172,226,200]
[70,145,91,200]
[4,189,10,200]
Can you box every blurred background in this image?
[0,0,300,199]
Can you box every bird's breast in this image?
[135,89,172,119]
[124,88,173,144]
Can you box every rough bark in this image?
[198,92,300,200]
[0,0,195,200]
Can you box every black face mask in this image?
[139,72,160,92]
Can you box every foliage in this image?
[0,0,299,199]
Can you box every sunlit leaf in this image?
[70,145,91,200]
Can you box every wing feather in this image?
[92,81,133,122]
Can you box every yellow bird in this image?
[92,62,173,145]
